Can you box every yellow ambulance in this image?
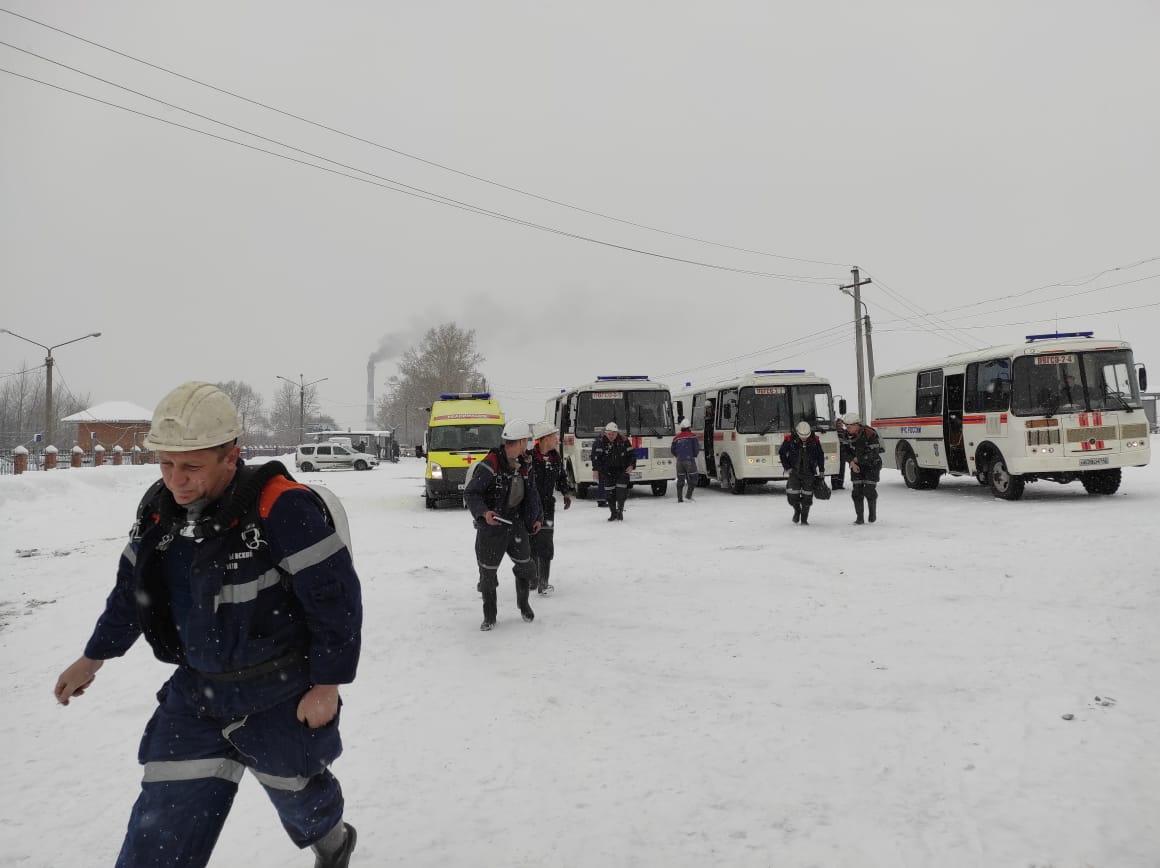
[423,392,505,508]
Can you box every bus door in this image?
[698,393,717,477]
[944,373,968,472]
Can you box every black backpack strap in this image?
[131,478,168,541]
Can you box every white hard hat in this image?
[531,421,559,440]
[604,421,620,433]
[678,418,692,430]
[842,412,861,426]
[143,381,241,452]
[501,420,532,442]
[795,420,812,438]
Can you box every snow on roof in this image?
[60,401,154,423]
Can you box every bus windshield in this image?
[791,385,835,430]
[1012,349,1140,416]
[737,386,791,434]
[427,424,503,451]
[575,389,674,437]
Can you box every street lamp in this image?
[838,288,875,384]
[276,373,327,445]
[1,328,101,447]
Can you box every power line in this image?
[0,363,48,381]
[658,320,855,379]
[866,254,1160,330]
[875,298,1160,332]
[859,271,981,349]
[0,65,838,287]
[934,272,1160,323]
[0,6,849,271]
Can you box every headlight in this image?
[430,462,443,479]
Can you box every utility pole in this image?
[1,329,101,447]
[839,268,872,420]
[863,312,876,383]
[276,373,327,445]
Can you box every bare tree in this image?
[216,380,268,444]
[0,364,89,449]
[374,323,486,444]
[267,382,335,444]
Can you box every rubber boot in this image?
[313,823,357,868]
[537,557,554,595]
[517,577,535,622]
[799,501,811,526]
[616,491,628,520]
[790,493,801,524]
[608,499,618,521]
[853,492,865,525]
[480,588,497,630]
[867,495,877,524]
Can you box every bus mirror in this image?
[838,398,847,415]
[722,403,732,421]
[1139,365,1148,392]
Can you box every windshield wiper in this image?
[1103,387,1134,413]
[757,416,782,437]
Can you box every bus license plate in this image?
[631,472,643,481]
[1079,456,1109,467]
[457,483,466,490]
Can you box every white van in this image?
[295,442,379,472]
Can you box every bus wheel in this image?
[899,447,924,490]
[651,481,668,497]
[987,454,1025,501]
[1081,468,1121,495]
[720,458,745,494]
[921,469,942,489]
[424,493,436,509]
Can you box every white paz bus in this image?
[872,332,1151,500]
[672,370,841,493]
[545,376,676,498]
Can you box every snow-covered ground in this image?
[2,450,1158,867]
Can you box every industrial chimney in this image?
[366,358,376,429]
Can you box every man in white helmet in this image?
[590,421,637,521]
[528,421,574,595]
[841,412,885,524]
[670,418,701,502]
[463,420,543,629]
[778,420,826,525]
[53,382,361,868]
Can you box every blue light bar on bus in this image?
[754,369,806,374]
[1025,331,1093,342]
[439,392,491,400]
[596,375,650,381]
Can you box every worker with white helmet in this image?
[841,412,885,524]
[528,420,574,595]
[590,420,637,521]
[777,420,827,525]
[463,419,543,629]
[53,381,361,867]
[670,417,701,502]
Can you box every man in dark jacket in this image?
[670,418,701,502]
[841,412,884,524]
[53,382,361,868]
[590,421,637,521]
[778,420,826,525]
[529,421,574,595]
[831,414,848,490]
[463,420,543,630]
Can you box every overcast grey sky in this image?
[2,0,1158,429]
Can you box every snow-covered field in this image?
[2,450,1158,867]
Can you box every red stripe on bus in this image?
[872,416,942,427]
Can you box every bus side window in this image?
[719,389,738,430]
[675,400,684,420]
[916,369,943,416]
[965,359,1011,412]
